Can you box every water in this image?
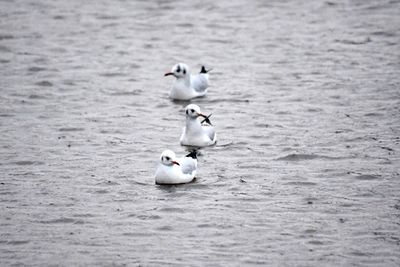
[1,0,399,266]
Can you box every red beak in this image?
[164,72,174,77]
[172,160,180,166]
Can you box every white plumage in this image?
[180,104,217,147]
[165,63,210,100]
[155,150,197,185]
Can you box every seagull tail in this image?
[200,66,212,74]
[186,150,198,159]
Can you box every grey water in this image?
[1,0,399,266]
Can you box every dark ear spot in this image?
[183,69,186,74]
[186,110,189,115]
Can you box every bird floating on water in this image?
[180,104,217,147]
[164,63,211,100]
[155,149,198,185]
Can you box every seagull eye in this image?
[190,109,195,113]
[183,69,186,74]
[176,65,181,73]
[165,156,170,161]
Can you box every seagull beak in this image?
[172,160,180,166]
[199,113,208,119]
[164,72,174,77]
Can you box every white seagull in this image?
[164,63,210,100]
[180,104,217,147]
[155,150,197,185]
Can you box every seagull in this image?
[155,150,198,185]
[164,63,211,100]
[180,104,217,147]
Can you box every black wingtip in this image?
[200,66,212,74]
[185,150,198,159]
[201,114,212,125]
[200,66,207,73]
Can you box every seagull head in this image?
[160,150,180,166]
[164,63,189,79]
[185,104,208,120]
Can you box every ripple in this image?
[59,127,85,132]
[129,214,162,220]
[94,189,109,194]
[350,250,369,257]
[0,113,13,117]
[254,123,270,128]
[110,90,142,96]
[207,98,250,103]
[0,34,14,40]
[38,218,85,224]
[155,225,173,231]
[28,66,46,72]
[13,160,44,166]
[6,240,30,245]
[276,153,340,161]
[307,108,323,113]
[176,23,194,29]
[96,14,119,20]
[206,38,232,44]
[354,174,380,181]
[122,232,151,237]
[335,37,371,45]
[364,112,383,117]
[99,72,126,77]
[53,15,65,20]
[197,223,234,229]
[35,81,53,87]
[157,207,185,213]
[0,45,11,52]
[28,94,47,99]
[308,240,324,245]
[304,229,317,234]
[371,31,396,37]
[284,181,318,186]
[72,213,96,218]
[380,146,394,152]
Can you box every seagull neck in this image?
[186,117,202,130]
[178,75,191,86]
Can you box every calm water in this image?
[1,0,399,266]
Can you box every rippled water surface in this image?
[1,0,400,266]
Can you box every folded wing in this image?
[179,157,197,176]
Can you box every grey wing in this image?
[191,74,209,93]
[203,125,216,142]
[179,157,197,175]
